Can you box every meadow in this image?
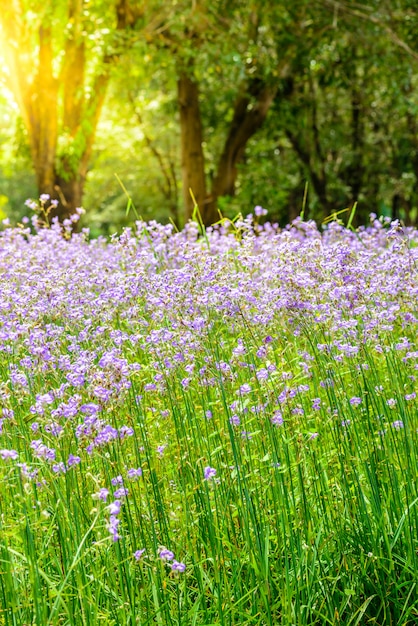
[0,203,418,625]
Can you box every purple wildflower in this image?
[119,426,134,438]
[96,488,110,502]
[67,454,81,467]
[0,449,18,460]
[127,467,142,479]
[134,549,146,561]
[107,515,121,542]
[229,414,240,426]
[204,466,217,480]
[52,462,66,474]
[113,487,129,498]
[171,560,186,572]
[271,410,283,427]
[254,205,267,217]
[159,548,174,561]
[108,500,122,515]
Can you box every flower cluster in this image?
[0,204,417,591]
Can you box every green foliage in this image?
[0,0,418,229]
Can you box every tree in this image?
[171,1,301,225]
[0,0,138,221]
[142,0,351,226]
[277,0,418,224]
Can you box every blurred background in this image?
[0,0,417,235]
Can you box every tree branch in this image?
[321,0,418,62]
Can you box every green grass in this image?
[1,326,417,625]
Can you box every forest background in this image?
[0,0,417,236]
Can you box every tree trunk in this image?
[177,70,207,222]
[0,1,130,224]
[204,83,277,225]
[53,171,85,221]
[177,73,278,226]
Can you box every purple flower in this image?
[108,500,122,515]
[45,422,63,437]
[66,372,85,387]
[171,560,186,572]
[80,403,100,416]
[156,445,167,457]
[93,386,112,402]
[127,467,142,479]
[349,397,362,407]
[134,549,146,561]
[391,420,404,430]
[30,439,56,461]
[159,548,174,561]
[257,368,269,383]
[229,414,240,426]
[309,432,319,440]
[254,205,267,217]
[111,475,124,486]
[25,198,38,210]
[17,463,38,479]
[94,425,118,446]
[52,462,66,474]
[107,515,121,542]
[405,392,416,401]
[292,407,304,416]
[204,466,217,480]
[119,426,134,438]
[96,488,110,502]
[312,398,321,410]
[271,410,283,427]
[238,383,251,395]
[0,449,18,460]
[233,341,246,356]
[67,454,81,467]
[113,487,129,498]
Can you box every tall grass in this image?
[0,207,417,624]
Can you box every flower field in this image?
[0,209,418,625]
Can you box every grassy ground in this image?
[0,208,417,625]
